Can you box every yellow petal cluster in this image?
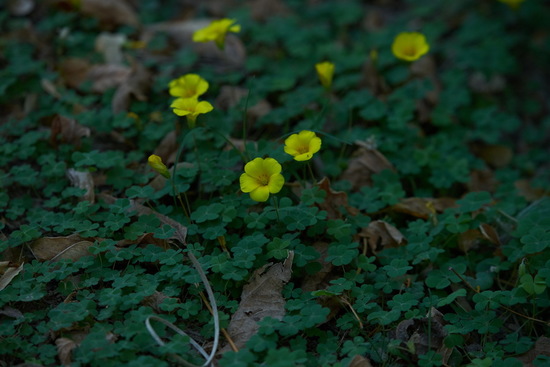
[284,130,322,161]
[148,154,170,178]
[170,98,214,128]
[192,18,241,49]
[315,61,335,89]
[239,158,285,202]
[169,74,209,99]
[391,32,430,62]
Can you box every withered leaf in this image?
[340,144,395,191]
[349,355,374,367]
[80,0,139,27]
[359,220,406,254]
[392,197,456,219]
[517,336,550,367]
[0,262,24,291]
[95,32,127,65]
[59,58,92,89]
[50,115,91,147]
[66,168,95,203]
[55,337,77,366]
[29,235,94,262]
[87,64,132,93]
[301,242,332,292]
[317,177,358,219]
[227,251,294,349]
[112,63,152,114]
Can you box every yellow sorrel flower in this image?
[498,0,525,8]
[315,61,335,89]
[169,74,209,99]
[170,98,214,128]
[192,18,241,49]
[284,130,322,162]
[240,157,284,202]
[391,32,430,62]
[148,154,170,178]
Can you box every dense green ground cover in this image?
[1,0,549,366]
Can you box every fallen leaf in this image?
[7,0,35,16]
[59,58,92,89]
[457,229,483,253]
[317,177,359,219]
[468,169,497,193]
[112,62,152,114]
[479,223,501,246]
[248,0,290,21]
[340,143,395,191]
[95,32,127,65]
[79,0,139,28]
[391,197,456,219]
[478,144,513,168]
[517,336,550,367]
[0,262,24,291]
[50,115,91,148]
[55,337,77,366]
[349,355,374,367]
[87,64,132,93]
[66,168,95,203]
[153,130,178,164]
[359,220,406,254]
[395,308,452,363]
[301,242,332,292]
[29,235,94,262]
[227,251,294,349]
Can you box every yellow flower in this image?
[170,98,214,128]
[148,154,170,178]
[192,18,241,49]
[240,157,284,202]
[315,61,335,89]
[169,74,209,99]
[284,130,322,162]
[391,32,430,62]
[497,0,525,8]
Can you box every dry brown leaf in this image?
[478,144,513,168]
[66,168,95,203]
[227,251,294,350]
[395,308,452,363]
[59,58,92,89]
[317,177,358,219]
[50,115,91,148]
[457,229,483,253]
[340,144,395,191]
[7,0,35,16]
[153,130,178,164]
[87,64,132,93]
[248,0,290,21]
[359,220,406,254]
[517,336,550,367]
[468,169,497,193]
[215,86,272,124]
[349,355,374,367]
[55,337,77,366]
[301,242,332,292]
[0,262,24,291]
[29,235,94,262]
[391,197,456,219]
[479,223,501,246]
[95,32,127,65]
[112,63,152,114]
[80,0,139,27]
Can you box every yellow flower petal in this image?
[284,130,322,161]
[148,154,170,178]
[195,101,214,114]
[169,74,209,98]
[249,186,270,202]
[192,18,240,49]
[391,32,430,62]
[315,61,335,89]
[267,173,285,193]
[239,173,261,193]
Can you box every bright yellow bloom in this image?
[170,98,214,128]
[192,18,241,49]
[169,74,209,99]
[497,0,525,8]
[284,130,322,162]
[148,154,170,178]
[315,61,335,89]
[391,32,430,62]
[240,158,284,202]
